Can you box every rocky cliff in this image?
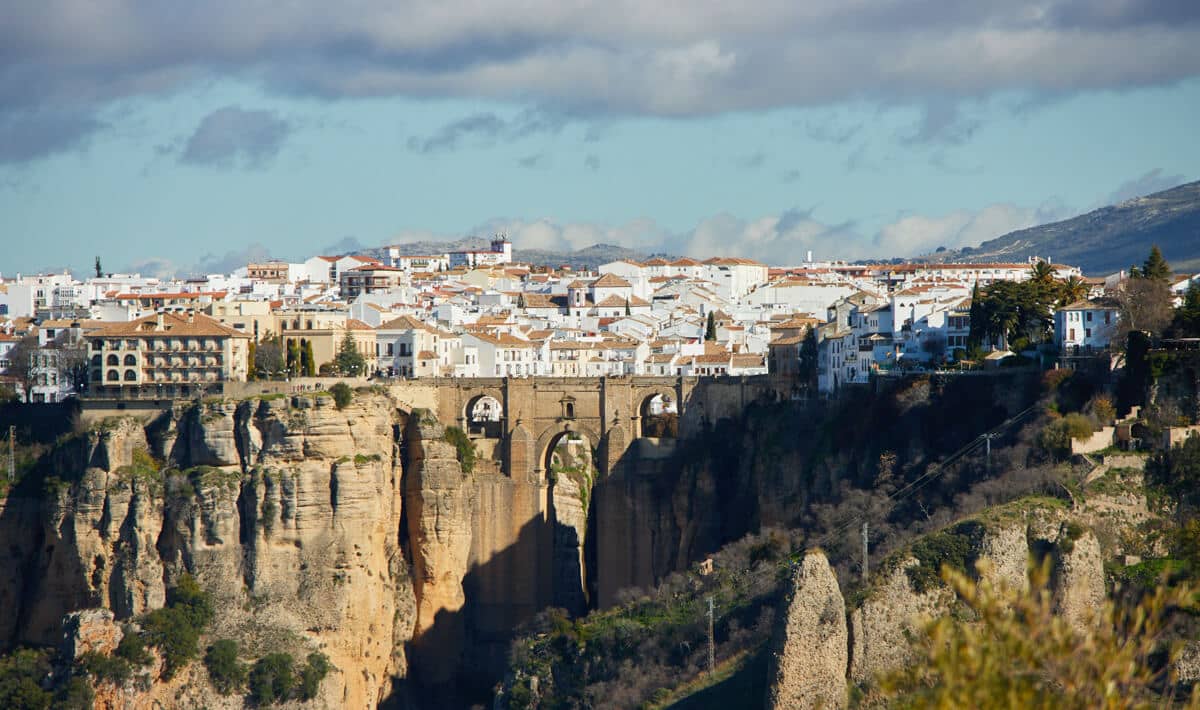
[0,391,605,708]
[765,501,1112,706]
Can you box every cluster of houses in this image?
[1,235,1194,402]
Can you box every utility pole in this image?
[982,432,998,472]
[861,522,869,584]
[706,596,715,675]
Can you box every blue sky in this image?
[2,1,1199,274]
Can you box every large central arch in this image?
[533,421,603,483]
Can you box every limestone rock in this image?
[1054,527,1106,632]
[61,608,122,661]
[850,558,952,684]
[766,551,848,710]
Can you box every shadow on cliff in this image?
[386,509,572,710]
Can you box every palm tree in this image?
[1029,259,1055,284]
[1058,275,1088,306]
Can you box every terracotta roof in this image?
[345,319,375,331]
[417,350,438,360]
[89,312,248,338]
[378,315,437,332]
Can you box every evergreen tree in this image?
[94,256,102,278]
[301,341,316,377]
[704,311,717,341]
[1169,282,1200,338]
[335,331,366,376]
[624,298,631,316]
[286,339,300,376]
[1137,245,1171,282]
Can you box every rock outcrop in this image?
[849,558,953,684]
[765,551,848,710]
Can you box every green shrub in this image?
[443,426,476,474]
[115,631,152,667]
[1061,413,1095,441]
[78,651,130,686]
[140,574,214,679]
[297,652,331,701]
[204,640,247,695]
[248,653,295,705]
[329,382,352,410]
[905,522,985,594]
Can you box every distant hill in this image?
[366,239,673,271]
[931,180,1200,275]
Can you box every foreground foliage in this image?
[877,560,1199,709]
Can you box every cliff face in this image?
[0,395,410,708]
[0,393,600,708]
[767,507,1111,706]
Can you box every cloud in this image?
[0,109,105,165]
[407,107,567,153]
[803,119,861,145]
[902,100,980,145]
[584,154,599,171]
[385,199,1063,265]
[179,106,291,169]
[4,2,1200,124]
[517,152,547,169]
[1104,168,1189,204]
[735,151,765,169]
[189,243,275,275]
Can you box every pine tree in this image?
[94,256,103,278]
[704,311,717,341]
[1139,245,1171,282]
[335,331,366,376]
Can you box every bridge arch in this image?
[631,384,682,438]
[534,421,603,483]
[455,385,506,428]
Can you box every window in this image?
[91,354,101,366]
[107,354,119,366]
[1085,329,1092,338]
[107,369,119,381]
[1086,312,1093,322]
[124,354,137,366]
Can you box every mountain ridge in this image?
[927,180,1200,275]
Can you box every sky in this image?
[2,1,1199,276]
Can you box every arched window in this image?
[124,369,137,381]
[107,369,119,381]
[106,354,119,366]
[91,354,101,366]
[124,354,137,366]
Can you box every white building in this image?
[1054,301,1120,352]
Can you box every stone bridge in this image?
[426,376,696,482]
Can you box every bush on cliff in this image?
[204,640,247,695]
[443,426,476,474]
[140,574,214,679]
[248,653,295,705]
[297,652,331,701]
[330,382,352,410]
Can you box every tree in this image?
[53,331,89,394]
[1058,275,1089,306]
[704,311,717,341]
[329,382,352,410]
[1168,282,1200,338]
[94,256,102,279]
[204,639,247,695]
[1029,259,1055,285]
[624,298,631,316]
[254,335,284,379]
[249,653,295,705]
[2,335,37,402]
[301,340,316,377]
[285,339,300,377]
[334,331,366,376]
[1132,244,1171,282]
[797,328,818,384]
[1120,246,1173,338]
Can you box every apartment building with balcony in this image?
[86,311,250,394]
